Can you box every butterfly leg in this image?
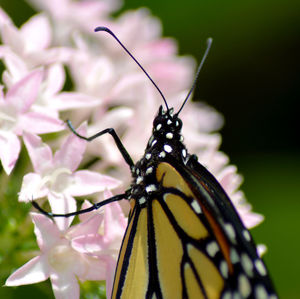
[32,192,128,218]
[67,120,134,168]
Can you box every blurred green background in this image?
[0,0,299,298]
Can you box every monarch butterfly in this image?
[33,27,277,299]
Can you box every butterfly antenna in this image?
[176,37,213,116]
[95,26,169,111]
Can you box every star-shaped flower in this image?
[19,126,120,230]
[0,12,72,68]
[5,209,113,299]
[0,69,64,175]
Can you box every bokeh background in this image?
[0,0,299,298]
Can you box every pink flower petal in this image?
[2,51,28,87]
[257,244,267,257]
[78,200,95,223]
[68,213,104,238]
[109,73,150,105]
[71,234,105,255]
[138,38,177,59]
[53,123,87,172]
[90,106,133,128]
[51,92,100,110]
[241,209,264,229]
[0,7,12,26]
[50,272,79,299]
[217,166,243,195]
[21,14,51,52]
[79,257,107,281]
[149,57,195,95]
[199,150,228,175]
[6,69,43,113]
[69,55,114,95]
[182,103,224,134]
[17,111,64,135]
[66,170,120,196]
[1,23,24,54]
[31,212,60,251]
[26,46,73,66]
[48,192,76,231]
[44,63,65,96]
[0,131,20,175]
[72,0,117,18]
[19,173,48,201]
[104,201,127,244]
[23,132,53,173]
[5,255,50,286]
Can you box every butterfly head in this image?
[142,105,187,163]
[152,105,183,136]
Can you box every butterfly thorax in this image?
[128,106,188,205]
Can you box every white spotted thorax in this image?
[130,106,187,205]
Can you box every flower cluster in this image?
[1,0,264,298]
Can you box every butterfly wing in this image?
[111,201,150,298]
[160,156,277,298]
[111,157,277,299]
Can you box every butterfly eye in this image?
[175,117,182,130]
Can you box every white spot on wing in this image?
[255,285,268,299]
[232,291,242,299]
[220,260,228,278]
[206,241,219,257]
[238,274,251,297]
[156,124,162,131]
[255,259,267,276]
[230,248,240,264]
[145,153,151,160]
[224,223,236,242]
[221,291,231,299]
[241,253,254,277]
[243,229,251,242]
[191,200,202,214]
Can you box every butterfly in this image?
[33,27,277,299]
